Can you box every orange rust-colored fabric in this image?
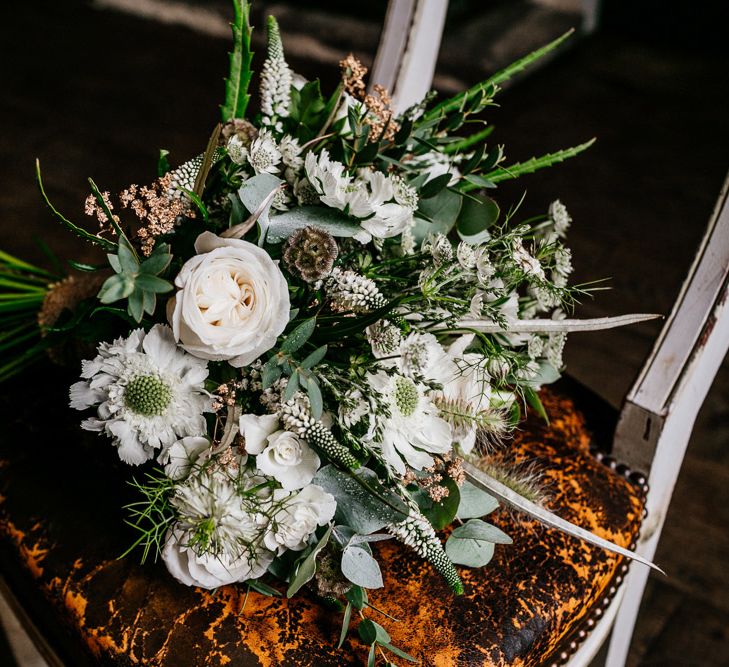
[0,367,643,666]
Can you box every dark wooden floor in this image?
[0,1,727,665]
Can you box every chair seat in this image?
[0,366,644,667]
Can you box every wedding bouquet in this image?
[0,2,656,663]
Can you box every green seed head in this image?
[394,376,419,417]
[124,374,172,416]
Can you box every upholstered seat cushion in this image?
[0,366,643,666]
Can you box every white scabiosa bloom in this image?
[367,371,452,475]
[69,325,211,466]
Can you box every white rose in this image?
[239,412,280,454]
[162,527,273,589]
[256,430,320,490]
[168,232,290,367]
[263,485,336,553]
[161,436,211,480]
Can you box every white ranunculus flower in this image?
[168,232,290,367]
[263,485,336,553]
[162,527,273,589]
[239,412,280,454]
[256,430,320,490]
[162,436,211,480]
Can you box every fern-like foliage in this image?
[425,29,575,121]
[479,138,596,186]
[221,0,254,122]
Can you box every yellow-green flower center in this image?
[394,376,418,417]
[124,374,172,416]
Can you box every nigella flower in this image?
[69,324,212,465]
[366,371,452,475]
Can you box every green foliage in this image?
[98,239,173,323]
[410,478,461,530]
[122,470,177,563]
[313,466,408,534]
[221,0,254,121]
[286,524,332,597]
[425,29,574,121]
[475,138,596,186]
[445,518,512,567]
[286,80,338,143]
[341,543,383,589]
[35,160,116,252]
[456,482,499,520]
[456,194,500,244]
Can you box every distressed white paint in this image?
[370,0,448,114]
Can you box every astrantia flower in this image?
[512,239,545,279]
[367,371,452,475]
[69,325,211,465]
[232,130,282,175]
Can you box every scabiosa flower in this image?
[282,226,338,282]
[366,371,452,475]
[69,325,212,465]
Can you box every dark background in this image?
[1,1,728,664]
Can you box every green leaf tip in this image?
[221,0,254,122]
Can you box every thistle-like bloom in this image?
[69,325,212,465]
[282,226,338,282]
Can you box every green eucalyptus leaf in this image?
[281,318,316,353]
[301,345,327,370]
[338,602,352,648]
[381,642,417,662]
[411,477,460,530]
[261,357,282,389]
[286,525,332,598]
[283,370,300,401]
[445,518,512,567]
[341,545,384,589]
[266,206,363,243]
[107,254,122,273]
[358,618,390,645]
[456,194,500,244]
[414,188,462,242]
[300,373,323,419]
[457,481,499,519]
[345,585,367,610]
[247,580,282,597]
[313,466,408,534]
[419,172,452,199]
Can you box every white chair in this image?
[371,1,729,664]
